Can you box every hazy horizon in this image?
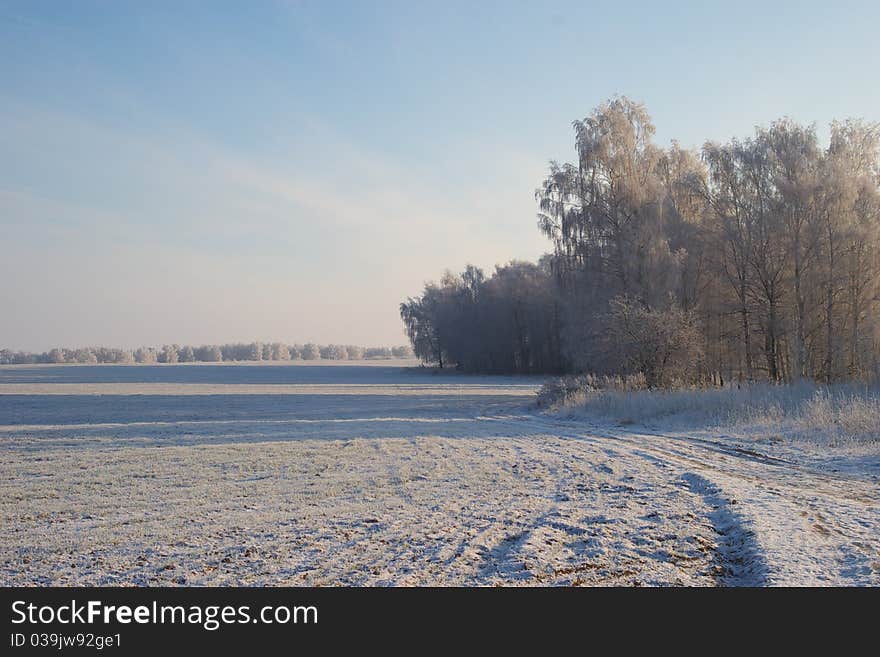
[3,0,879,352]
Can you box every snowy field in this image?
[1,362,878,586]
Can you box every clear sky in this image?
[2,0,878,350]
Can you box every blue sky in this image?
[2,0,878,350]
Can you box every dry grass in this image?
[544,379,880,445]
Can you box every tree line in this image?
[0,342,414,365]
[401,97,880,385]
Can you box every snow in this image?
[1,363,878,586]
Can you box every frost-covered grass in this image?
[0,436,732,586]
[2,363,878,586]
[545,379,880,446]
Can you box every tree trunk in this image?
[766,297,779,382]
[793,240,806,380]
[824,228,836,383]
[740,280,753,381]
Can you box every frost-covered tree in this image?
[69,347,98,363]
[602,296,705,388]
[391,345,414,358]
[537,96,681,308]
[300,343,320,360]
[196,345,223,362]
[400,288,446,367]
[134,347,158,364]
[321,344,348,360]
[401,98,880,384]
[159,345,179,364]
[364,346,393,359]
[401,262,562,373]
[47,348,66,363]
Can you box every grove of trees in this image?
[401,97,880,385]
[0,342,414,365]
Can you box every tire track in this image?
[493,408,879,585]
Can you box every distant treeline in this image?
[0,342,414,365]
[402,97,880,385]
